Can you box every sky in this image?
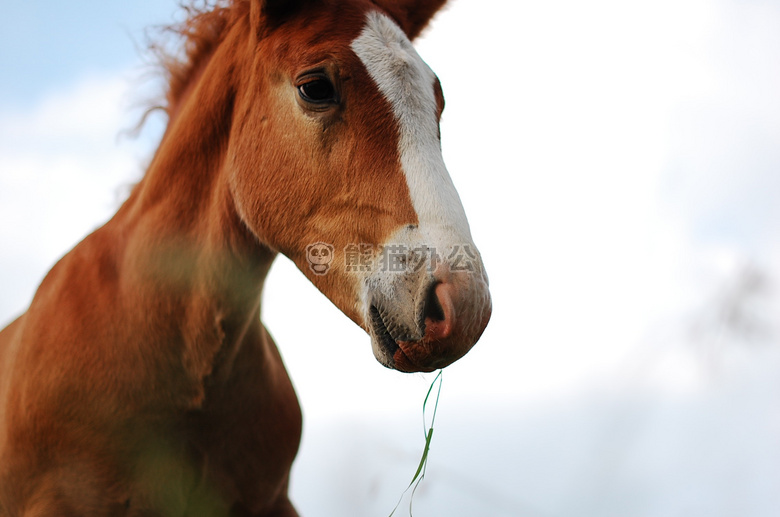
[2,1,780,516]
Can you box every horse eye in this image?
[298,78,336,104]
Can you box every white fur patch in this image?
[351,11,473,248]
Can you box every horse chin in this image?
[393,342,441,373]
[370,332,444,373]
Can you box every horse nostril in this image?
[422,281,457,342]
[423,282,445,322]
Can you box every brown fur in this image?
[0,0,459,514]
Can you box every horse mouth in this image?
[369,304,400,355]
[369,304,432,373]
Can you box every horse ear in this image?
[250,0,305,34]
[372,0,449,40]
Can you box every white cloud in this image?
[1,74,127,143]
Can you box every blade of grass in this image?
[388,370,443,517]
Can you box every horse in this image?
[0,0,491,514]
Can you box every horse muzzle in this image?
[366,251,491,372]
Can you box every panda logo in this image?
[306,242,335,276]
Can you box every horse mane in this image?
[149,1,249,117]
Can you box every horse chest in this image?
[181,329,303,510]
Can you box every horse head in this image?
[224,0,491,372]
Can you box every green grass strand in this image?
[388,370,443,517]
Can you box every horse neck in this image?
[111,24,275,388]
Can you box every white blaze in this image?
[351,11,474,248]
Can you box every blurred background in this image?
[2,1,780,515]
